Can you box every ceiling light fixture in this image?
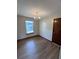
[32,8,41,19]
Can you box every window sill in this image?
[26,32,34,35]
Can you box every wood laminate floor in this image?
[17,36,60,59]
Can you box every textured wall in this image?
[17,15,39,40]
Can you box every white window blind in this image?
[25,21,34,34]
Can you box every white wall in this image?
[39,16,61,41]
[17,15,61,41]
[17,15,39,40]
[39,17,53,41]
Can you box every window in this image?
[25,21,34,34]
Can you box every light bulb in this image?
[34,17,36,19]
[54,20,57,23]
[38,17,40,19]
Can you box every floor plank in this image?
[17,36,60,59]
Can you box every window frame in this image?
[25,20,34,34]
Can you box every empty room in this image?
[17,0,61,59]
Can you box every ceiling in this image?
[17,0,61,18]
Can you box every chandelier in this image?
[32,8,41,19]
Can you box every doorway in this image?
[52,18,61,45]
